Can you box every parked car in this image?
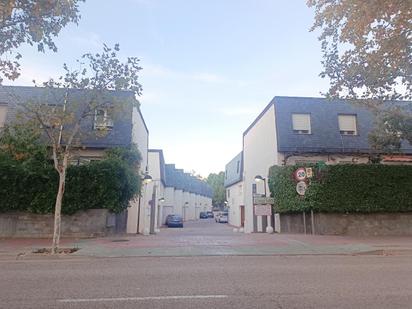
[199,212,208,219]
[166,215,183,228]
[207,211,214,218]
[217,212,228,223]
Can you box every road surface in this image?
[1,220,412,308]
[1,255,412,309]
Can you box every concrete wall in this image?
[281,154,370,166]
[188,193,196,220]
[174,189,183,217]
[182,191,190,221]
[0,209,113,238]
[280,213,412,236]
[243,103,279,233]
[127,107,149,234]
[227,181,244,227]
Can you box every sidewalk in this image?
[1,220,412,259]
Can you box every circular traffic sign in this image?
[296,181,307,196]
[294,168,307,181]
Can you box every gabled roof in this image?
[224,152,243,188]
[244,96,412,154]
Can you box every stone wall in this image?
[0,209,120,238]
[280,212,412,236]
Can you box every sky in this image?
[6,0,330,177]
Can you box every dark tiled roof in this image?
[0,85,138,148]
[274,96,412,154]
[244,96,412,154]
[164,164,212,197]
[224,152,243,187]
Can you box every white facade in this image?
[242,104,279,233]
[127,107,149,234]
[226,182,244,227]
[235,96,412,234]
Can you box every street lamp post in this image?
[254,175,273,234]
[136,174,153,235]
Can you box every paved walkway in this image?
[1,219,412,259]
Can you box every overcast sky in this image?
[5,0,330,176]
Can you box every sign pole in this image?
[303,211,306,235]
[311,210,315,235]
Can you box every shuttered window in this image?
[292,113,311,134]
[338,115,357,135]
[0,105,7,128]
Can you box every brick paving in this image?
[1,219,412,259]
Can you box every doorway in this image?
[240,205,245,227]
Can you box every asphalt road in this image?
[2,255,412,309]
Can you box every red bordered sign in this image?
[294,167,307,181]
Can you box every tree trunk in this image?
[51,167,67,254]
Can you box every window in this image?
[338,115,357,135]
[0,104,7,128]
[94,108,113,130]
[292,113,311,134]
[252,183,257,194]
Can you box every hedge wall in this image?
[0,155,141,215]
[268,164,412,214]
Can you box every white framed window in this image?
[0,104,7,128]
[338,114,357,135]
[94,108,113,130]
[292,113,311,134]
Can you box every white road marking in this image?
[58,295,228,303]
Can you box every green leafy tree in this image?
[308,0,412,150]
[11,44,142,254]
[0,0,83,83]
[206,171,226,208]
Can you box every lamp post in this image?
[184,201,189,221]
[136,174,153,235]
[254,175,273,234]
[254,175,267,196]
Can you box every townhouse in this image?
[163,164,213,223]
[0,86,149,235]
[224,152,244,228]
[226,96,412,233]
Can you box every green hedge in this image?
[0,154,141,215]
[268,164,412,214]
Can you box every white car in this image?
[217,212,228,223]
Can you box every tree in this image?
[206,172,226,208]
[308,0,412,150]
[0,0,83,83]
[10,44,142,254]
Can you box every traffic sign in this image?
[253,197,275,205]
[254,205,272,216]
[296,181,307,196]
[294,167,307,181]
[305,167,313,178]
